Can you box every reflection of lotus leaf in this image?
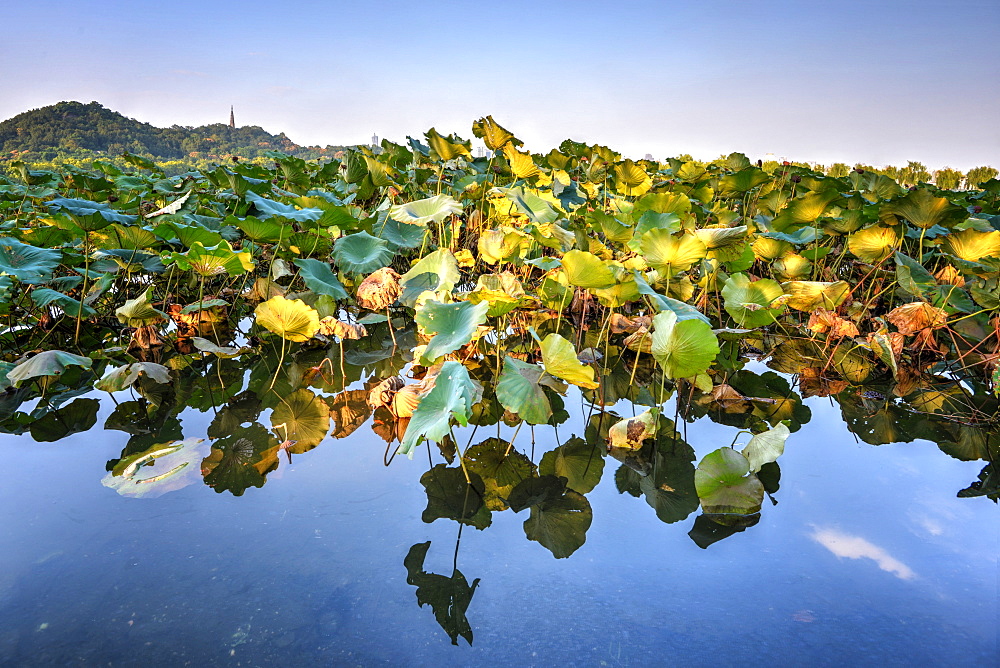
[419,464,491,529]
[102,438,207,498]
[201,424,278,496]
[271,388,330,451]
[462,438,537,511]
[404,541,480,646]
[539,437,604,494]
[523,488,593,559]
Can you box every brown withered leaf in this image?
[807,308,860,339]
[623,326,652,353]
[610,313,639,334]
[934,265,965,287]
[356,267,402,311]
[912,328,944,354]
[326,389,372,439]
[318,316,367,340]
[710,383,752,412]
[799,368,849,398]
[244,277,286,302]
[887,301,948,336]
[367,376,405,409]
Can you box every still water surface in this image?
[0,381,996,666]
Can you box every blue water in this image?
[0,387,996,666]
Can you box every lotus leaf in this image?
[848,225,899,263]
[398,361,477,458]
[415,299,489,365]
[722,273,785,327]
[607,409,657,451]
[694,447,764,515]
[650,310,720,379]
[495,357,558,425]
[254,295,320,342]
[389,194,463,227]
[540,333,600,390]
[292,258,349,300]
[523,488,592,559]
[271,388,330,450]
[780,280,850,312]
[560,249,616,289]
[640,230,706,278]
[0,237,62,284]
[6,350,92,387]
[332,231,393,275]
[881,188,966,229]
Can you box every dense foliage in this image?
[1,117,998,593]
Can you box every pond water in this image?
[0,353,996,667]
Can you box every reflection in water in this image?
[404,541,480,646]
[811,527,917,580]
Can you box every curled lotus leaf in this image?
[389,194,463,227]
[472,115,522,151]
[540,333,599,390]
[886,301,948,336]
[356,267,402,311]
[254,295,321,342]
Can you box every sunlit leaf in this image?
[254,295,321,342]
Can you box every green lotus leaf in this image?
[741,423,790,473]
[880,188,966,229]
[503,186,560,224]
[717,167,769,197]
[400,249,460,306]
[613,159,652,197]
[592,276,641,308]
[398,361,477,458]
[332,231,393,275]
[154,221,223,249]
[292,258,349,300]
[6,349,92,387]
[472,115,522,151]
[503,144,540,179]
[271,388,330,450]
[722,273,785,327]
[389,194,463,227]
[166,241,253,277]
[523,488,592,559]
[640,230,706,278]
[201,423,277,496]
[94,223,158,250]
[230,215,285,243]
[245,191,323,223]
[540,333,599,390]
[560,249,617,289]
[693,226,748,263]
[650,310,720,379]
[48,196,135,229]
[424,128,472,162]
[95,362,171,393]
[0,237,62,284]
[495,356,557,425]
[254,295,321,342]
[694,447,764,515]
[779,280,851,312]
[416,300,489,365]
[115,288,168,327]
[848,225,899,263]
[30,288,96,319]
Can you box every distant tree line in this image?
[0,101,349,162]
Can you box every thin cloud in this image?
[811,527,916,580]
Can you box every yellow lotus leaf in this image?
[942,229,1000,262]
[772,253,812,280]
[254,295,320,342]
[848,225,899,263]
[780,280,851,312]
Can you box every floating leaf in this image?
[694,447,764,515]
[271,388,330,450]
[741,423,790,473]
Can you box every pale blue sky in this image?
[2,0,997,169]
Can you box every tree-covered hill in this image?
[0,101,347,161]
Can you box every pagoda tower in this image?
[229,106,235,128]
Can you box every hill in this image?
[0,101,347,161]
